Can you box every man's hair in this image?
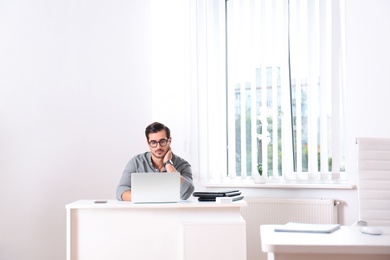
[145,122,171,141]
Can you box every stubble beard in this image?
[152,148,166,159]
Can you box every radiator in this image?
[240,197,340,260]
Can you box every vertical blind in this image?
[196,0,346,183]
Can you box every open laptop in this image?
[131,172,181,203]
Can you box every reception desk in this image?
[260,224,390,260]
[66,200,247,260]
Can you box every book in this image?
[193,190,240,198]
[274,222,341,233]
[198,195,244,202]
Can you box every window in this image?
[196,0,346,184]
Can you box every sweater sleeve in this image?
[174,156,195,200]
[116,159,137,201]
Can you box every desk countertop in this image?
[260,224,390,255]
[66,199,247,209]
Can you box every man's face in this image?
[147,130,171,159]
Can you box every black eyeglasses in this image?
[148,138,169,148]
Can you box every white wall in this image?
[343,0,390,221]
[342,0,390,222]
[0,1,152,259]
[345,0,390,150]
[1,0,390,260]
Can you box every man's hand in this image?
[163,148,173,163]
[163,148,183,183]
[121,190,132,201]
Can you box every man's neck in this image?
[151,155,164,171]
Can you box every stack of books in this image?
[192,189,244,202]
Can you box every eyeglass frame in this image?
[148,138,170,148]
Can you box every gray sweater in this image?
[116,152,194,200]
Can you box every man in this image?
[116,122,195,201]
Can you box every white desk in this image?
[260,225,390,260]
[66,200,247,260]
